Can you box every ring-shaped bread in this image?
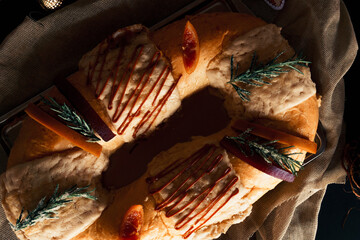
[1,12,319,240]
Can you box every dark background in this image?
[0,0,359,239]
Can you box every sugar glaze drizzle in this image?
[146,144,239,239]
[86,28,179,138]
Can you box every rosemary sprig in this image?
[41,96,100,142]
[10,184,97,231]
[228,51,311,101]
[227,128,303,175]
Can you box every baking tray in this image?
[0,0,326,169]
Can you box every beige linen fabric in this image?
[0,0,357,240]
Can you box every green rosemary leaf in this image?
[227,128,303,175]
[11,184,97,231]
[41,96,100,142]
[228,51,311,101]
[230,83,251,101]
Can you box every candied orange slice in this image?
[25,103,102,157]
[232,119,317,154]
[119,205,144,240]
[182,20,200,74]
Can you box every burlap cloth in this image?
[0,0,357,239]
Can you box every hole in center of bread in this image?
[102,86,230,189]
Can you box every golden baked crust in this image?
[7,117,70,169]
[151,12,267,100]
[255,95,320,141]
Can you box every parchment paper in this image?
[0,0,357,239]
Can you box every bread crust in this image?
[151,12,267,100]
